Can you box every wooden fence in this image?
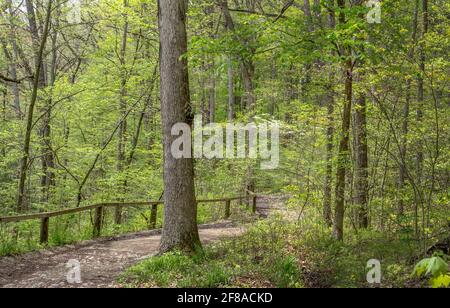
[0,195,258,245]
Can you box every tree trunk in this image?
[0,0,21,118]
[218,0,256,112]
[158,0,201,253]
[333,60,353,241]
[323,0,336,227]
[227,56,235,121]
[415,0,428,235]
[220,1,235,121]
[41,0,61,202]
[208,60,216,123]
[241,59,256,111]
[354,95,369,228]
[115,0,130,225]
[4,0,21,118]
[17,0,53,212]
[399,0,419,216]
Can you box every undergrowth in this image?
[121,210,435,288]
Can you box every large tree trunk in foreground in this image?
[158,0,201,253]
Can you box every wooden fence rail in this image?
[0,195,258,245]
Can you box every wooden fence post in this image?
[93,206,103,238]
[115,205,122,225]
[224,199,231,219]
[149,204,158,229]
[40,217,49,245]
[252,195,257,214]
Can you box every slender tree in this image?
[17,0,53,212]
[115,0,130,224]
[333,0,353,241]
[323,0,336,227]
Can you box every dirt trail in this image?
[0,196,287,288]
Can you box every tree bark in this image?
[208,60,216,123]
[115,0,130,224]
[333,0,353,241]
[220,1,236,121]
[227,56,235,121]
[333,59,353,241]
[399,0,419,216]
[158,0,201,253]
[415,0,428,235]
[354,95,369,228]
[218,0,256,111]
[40,0,60,202]
[323,0,336,227]
[1,0,21,118]
[17,0,53,212]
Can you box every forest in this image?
[0,0,449,289]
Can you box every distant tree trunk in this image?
[0,0,21,118]
[208,60,216,123]
[158,0,201,253]
[354,95,369,228]
[17,0,53,212]
[333,0,353,241]
[415,0,428,235]
[333,61,353,241]
[324,82,334,227]
[1,43,20,118]
[200,62,208,124]
[399,0,419,216]
[218,0,255,112]
[227,56,235,121]
[115,0,130,224]
[3,0,21,117]
[323,0,336,227]
[217,0,256,195]
[241,59,256,110]
[219,2,235,121]
[300,0,314,100]
[41,0,61,202]
[206,5,216,123]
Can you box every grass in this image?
[120,216,304,288]
[121,211,430,288]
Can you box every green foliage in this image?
[0,0,448,289]
[122,251,234,288]
[413,256,450,288]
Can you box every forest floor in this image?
[0,196,286,288]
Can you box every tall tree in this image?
[399,0,419,216]
[354,94,369,228]
[158,0,201,253]
[115,0,130,224]
[17,0,53,211]
[415,0,428,235]
[333,0,353,241]
[323,0,336,227]
[1,0,21,119]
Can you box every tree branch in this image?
[0,73,33,84]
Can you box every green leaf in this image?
[431,274,450,289]
[413,257,449,279]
